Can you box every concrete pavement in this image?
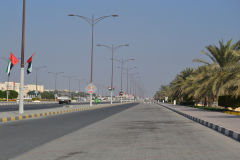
[11,103,240,160]
[159,103,240,142]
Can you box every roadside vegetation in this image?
[154,39,240,110]
[0,90,18,100]
[27,90,88,100]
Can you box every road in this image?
[1,103,240,160]
[0,103,137,160]
[0,101,115,112]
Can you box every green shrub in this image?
[32,97,40,101]
[180,101,195,106]
[218,95,240,109]
[40,91,55,99]
[0,90,18,99]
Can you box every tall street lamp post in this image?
[75,78,86,102]
[96,44,129,104]
[48,71,64,101]
[63,75,76,100]
[134,76,141,99]
[115,58,134,103]
[68,14,118,106]
[129,72,139,96]
[33,66,46,97]
[19,0,26,114]
[126,66,137,95]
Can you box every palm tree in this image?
[155,39,240,105]
[182,65,216,106]
[154,85,169,100]
[190,39,240,103]
[168,68,194,102]
[193,39,240,68]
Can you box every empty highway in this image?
[0,103,239,160]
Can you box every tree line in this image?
[154,39,240,106]
[27,90,88,99]
[0,90,18,99]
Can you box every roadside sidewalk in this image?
[0,103,121,123]
[158,103,240,142]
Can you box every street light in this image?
[63,75,76,99]
[115,58,134,103]
[33,66,46,97]
[48,71,64,101]
[19,0,26,114]
[96,44,129,104]
[114,58,134,92]
[68,14,118,106]
[75,78,86,101]
[129,72,139,97]
[125,66,137,95]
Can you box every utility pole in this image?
[19,0,26,114]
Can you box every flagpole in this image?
[19,0,26,114]
[7,75,9,102]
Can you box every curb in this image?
[157,103,240,142]
[0,104,116,124]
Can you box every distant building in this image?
[0,81,44,97]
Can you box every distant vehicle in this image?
[58,96,71,104]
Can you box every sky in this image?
[0,0,239,97]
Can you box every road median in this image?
[0,103,126,124]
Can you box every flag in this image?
[26,52,36,74]
[6,52,19,76]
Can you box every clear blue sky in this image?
[0,0,239,97]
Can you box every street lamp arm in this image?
[33,65,47,71]
[94,15,118,25]
[121,66,137,71]
[48,71,64,76]
[113,44,129,50]
[69,14,92,25]
[124,58,135,63]
[96,44,112,50]
[112,58,122,63]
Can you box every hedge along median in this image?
[218,95,240,112]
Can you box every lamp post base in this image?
[90,93,93,106]
[110,91,113,104]
[19,68,24,114]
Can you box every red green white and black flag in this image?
[6,52,19,76]
[26,52,36,74]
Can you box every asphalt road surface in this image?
[0,101,114,112]
[2,103,240,160]
[0,103,137,160]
